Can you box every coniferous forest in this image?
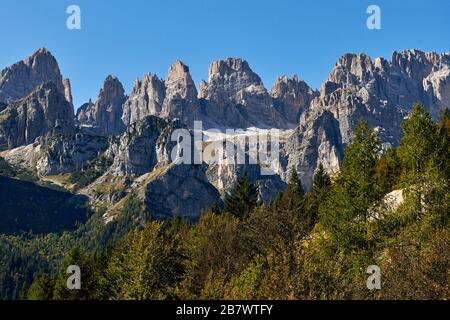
[1,105,448,300]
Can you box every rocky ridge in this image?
[1,48,449,219]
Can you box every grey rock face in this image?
[284,49,450,190]
[2,47,450,215]
[107,116,186,176]
[0,48,66,104]
[271,75,318,123]
[143,164,221,220]
[77,76,127,136]
[76,100,95,127]
[0,82,74,151]
[121,74,166,127]
[121,61,200,128]
[63,79,73,105]
[36,133,109,176]
[199,58,287,129]
[206,163,287,203]
[282,109,343,191]
[161,61,201,127]
[199,58,264,104]
[319,50,450,125]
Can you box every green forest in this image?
[1,105,449,300]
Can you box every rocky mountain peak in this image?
[121,73,166,127]
[25,47,50,61]
[164,60,198,100]
[131,73,164,96]
[200,58,261,100]
[199,58,264,100]
[161,61,200,126]
[271,75,318,122]
[63,79,73,104]
[166,60,191,80]
[391,49,434,81]
[98,75,126,105]
[326,52,376,87]
[209,58,258,79]
[77,75,127,136]
[198,58,289,128]
[0,48,65,104]
[0,81,74,150]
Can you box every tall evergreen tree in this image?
[52,247,107,300]
[305,163,332,230]
[24,274,55,300]
[319,121,382,249]
[284,169,304,199]
[279,169,305,219]
[224,171,259,219]
[312,163,331,194]
[435,108,450,183]
[398,104,437,218]
[375,147,401,192]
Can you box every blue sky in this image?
[0,0,449,109]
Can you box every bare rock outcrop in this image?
[0,48,66,104]
[107,116,186,176]
[284,49,450,190]
[0,82,74,151]
[141,164,221,220]
[121,74,166,127]
[77,76,127,136]
[271,74,318,123]
[161,60,201,127]
[199,58,287,129]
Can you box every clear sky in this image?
[0,0,449,109]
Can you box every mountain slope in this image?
[0,176,90,235]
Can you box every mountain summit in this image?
[0,48,449,210]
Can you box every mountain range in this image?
[0,48,449,220]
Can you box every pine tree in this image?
[436,108,450,177]
[312,163,331,194]
[25,274,55,300]
[319,121,382,249]
[224,171,259,219]
[375,147,401,192]
[276,169,305,225]
[305,163,331,230]
[398,104,437,218]
[52,247,107,300]
[280,169,307,230]
[284,169,304,199]
[210,201,222,214]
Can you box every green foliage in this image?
[284,169,304,198]
[375,148,402,191]
[305,163,331,230]
[0,176,91,235]
[398,104,437,175]
[319,122,383,250]
[226,256,265,299]
[179,212,244,299]
[51,248,108,300]
[397,104,438,218]
[4,105,450,300]
[223,171,259,219]
[106,221,184,299]
[70,156,113,189]
[0,232,75,300]
[312,163,331,194]
[0,156,16,177]
[24,274,55,300]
